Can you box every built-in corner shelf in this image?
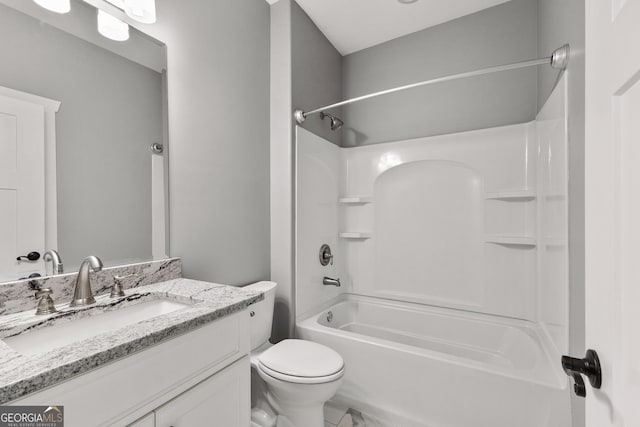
[338,196,372,204]
[339,232,372,240]
[485,235,537,247]
[484,190,536,201]
[338,196,373,205]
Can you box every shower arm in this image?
[294,44,570,125]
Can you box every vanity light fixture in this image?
[124,0,156,24]
[97,9,130,41]
[33,0,71,14]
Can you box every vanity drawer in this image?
[11,310,250,427]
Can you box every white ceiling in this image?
[270,0,512,55]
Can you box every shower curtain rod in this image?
[294,44,570,125]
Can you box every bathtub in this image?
[297,294,570,427]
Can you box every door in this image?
[585,0,640,426]
[0,94,45,281]
[155,357,250,427]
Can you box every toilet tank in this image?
[243,281,277,350]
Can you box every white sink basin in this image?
[4,299,189,356]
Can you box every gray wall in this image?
[270,0,294,342]
[0,4,161,270]
[538,1,585,426]
[149,0,271,285]
[341,0,538,146]
[291,1,343,146]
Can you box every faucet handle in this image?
[111,274,137,298]
[35,288,52,298]
[35,288,57,315]
[319,244,334,266]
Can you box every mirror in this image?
[0,0,168,282]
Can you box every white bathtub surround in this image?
[332,123,538,320]
[0,278,262,403]
[296,75,569,426]
[536,74,569,357]
[296,123,540,320]
[0,257,181,316]
[296,131,346,318]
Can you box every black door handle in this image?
[561,349,602,397]
[16,251,41,262]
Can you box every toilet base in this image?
[259,372,343,427]
[266,390,325,427]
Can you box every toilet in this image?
[245,281,344,427]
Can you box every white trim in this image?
[0,85,60,251]
[0,86,61,113]
[151,153,167,259]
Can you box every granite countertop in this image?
[0,278,263,403]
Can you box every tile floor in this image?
[324,402,388,427]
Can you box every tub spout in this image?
[323,276,341,287]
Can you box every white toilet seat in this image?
[253,339,345,384]
[258,362,345,384]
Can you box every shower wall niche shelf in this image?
[484,190,536,201]
[338,196,372,204]
[485,235,537,246]
[339,232,372,240]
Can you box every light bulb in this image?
[124,0,156,24]
[97,9,130,42]
[33,0,71,14]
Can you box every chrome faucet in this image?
[43,250,64,275]
[70,256,103,307]
[323,276,341,287]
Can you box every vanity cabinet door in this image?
[155,356,250,427]
[128,413,155,427]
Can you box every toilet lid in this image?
[258,339,344,378]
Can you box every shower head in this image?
[320,112,344,131]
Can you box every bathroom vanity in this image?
[0,278,263,426]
